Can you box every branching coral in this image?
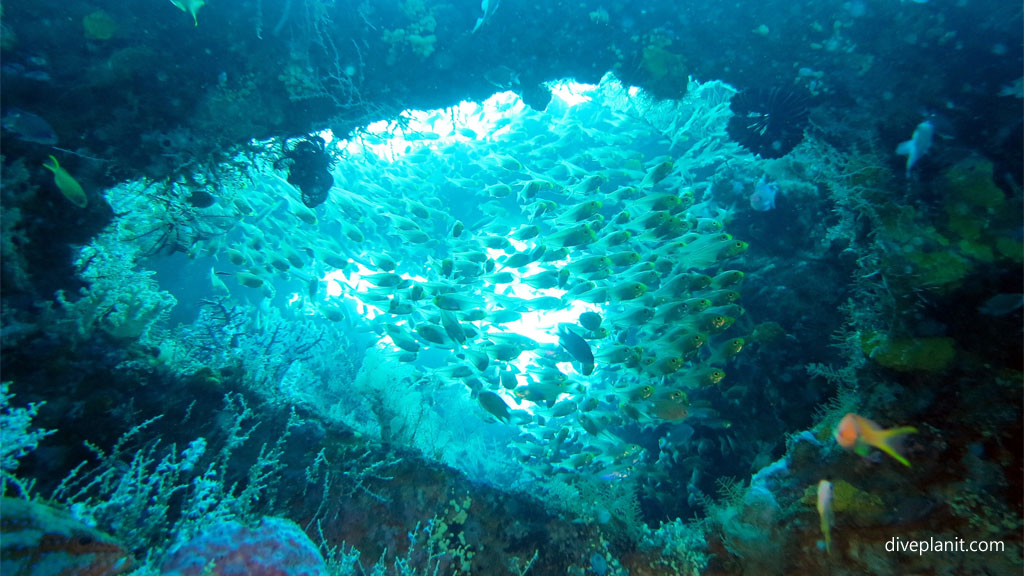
[164,298,359,417]
[56,228,176,343]
[116,182,237,258]
[534,474,646,542]
[700,477,793,575]
[643,517,710,576]
[0,381,55,497]
[51,394,298,562]
[807,368,860,442]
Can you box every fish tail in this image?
[821,520,831,555]
[876,426,918,467]
[819,507,834,555]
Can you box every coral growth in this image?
[860,333,956,373]
[0,381,54,486]
[56,230,177,342]
[381,0,439,65]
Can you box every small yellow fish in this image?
[607,250,641,267]
[681,367,725,388]
[566,256,612,275]
[711,270,745,288]
[343,222,365,243]
[235,271,264,289]
[558,199,603,223]
[639,159,673,188]
[479,391,512,423]
[321,307,345,322]
[210,267,230,295]
[708,337,744,366]
[42,155,87,208]
[226,248,248,266]
[646,390,689,420]
[434,292,483,311]
[633,192,682,212]
[649,356,684,375]
[547,223,596,248]
[319,251,348,270]
[610,281,647,301]
[620,384,655,401]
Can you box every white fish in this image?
[749,175,778,211]
[896,120,934,176]
[472,0,500,33]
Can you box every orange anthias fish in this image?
[834,413,918,467]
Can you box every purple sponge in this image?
[160,517,326,576]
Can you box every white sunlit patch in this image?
[282,78,616,167]
[507,237,530,252]
[484,247,508,262]
[314,128,335,145]
[496,288,594,346]
[323,79,608,164]
[555,361,578,375]
[329,90,527,163]
[325,279,343,298]
[322,262,383,322]
[550,80,598,107]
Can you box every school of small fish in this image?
[111,77,753,486]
